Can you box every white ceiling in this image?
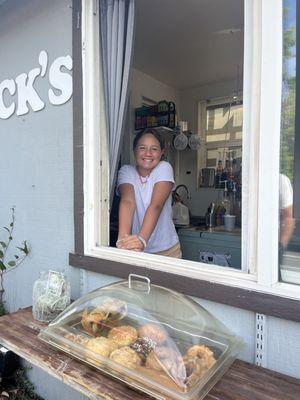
[133,0,244,90]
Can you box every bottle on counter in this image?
[215,160,223,188]
[215,203,226,226]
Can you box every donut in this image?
[186,344,216,369]
[130,337,157,359]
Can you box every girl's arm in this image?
[280,205,295,248]
[120,181,173,251]
[117,183,136,247]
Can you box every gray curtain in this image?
[100,0,135,199]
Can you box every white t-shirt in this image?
[279,174,293,210]
[117,161,179,253]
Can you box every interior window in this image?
[279,0,300,284]
[110,0,244,270]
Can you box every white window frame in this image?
[81,0,300,301]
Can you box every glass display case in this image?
[38,275,244,400]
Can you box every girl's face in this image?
[134,133,163,174]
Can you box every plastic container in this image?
[38,275,244,400]
[224,215,236,231]
[32,270,70,323]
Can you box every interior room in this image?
[111,0,244,269]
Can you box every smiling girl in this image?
[116,129,181,257]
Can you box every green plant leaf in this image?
[17,241,29,255]
[0,242,6,248]
[23,241,29,255]
[0,261,6,270]
[8,261,16,267]
[16,240,29,256]
[0,250,3,258]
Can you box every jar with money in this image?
[32,270,70,322]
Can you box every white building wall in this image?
[0,1,82,399]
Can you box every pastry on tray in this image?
[186,344,216,369]
[130,337,157,360]
[109,346,142,369]
[80,298,127,336]
[183,344,217,386]
[138,323,168,345]
[107,325,138,347]
[81,308,110,336]
[85,336,119,358]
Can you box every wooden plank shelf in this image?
[0,308,299,400]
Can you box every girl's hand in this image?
[116,235,144,251]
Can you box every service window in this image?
[74,0,300,310]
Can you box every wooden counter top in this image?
[0,308,299,400]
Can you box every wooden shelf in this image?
[135,126,174,135]
[0,308,299,400]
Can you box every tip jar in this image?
[32,270,70,322]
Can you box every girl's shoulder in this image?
[155,160,173,173]
[119,164,136,176]
[152,161,174,183]
[156,160,171,169]
[118,165,136,184]
[119,164,135,172]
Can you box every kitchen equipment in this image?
[198,251,231,267]
[224,215,236,231]
[188,134,202,150]
[205,203,215,228]
[173,131,188,151]
[172,201,190,226]
[39,275,244,400]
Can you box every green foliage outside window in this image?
[281,4,297,181]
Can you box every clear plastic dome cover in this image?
[38,274,244,400]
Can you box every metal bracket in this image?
[255,313,267,367]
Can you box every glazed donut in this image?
[183,344,216,387]
[186,344,216,369]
